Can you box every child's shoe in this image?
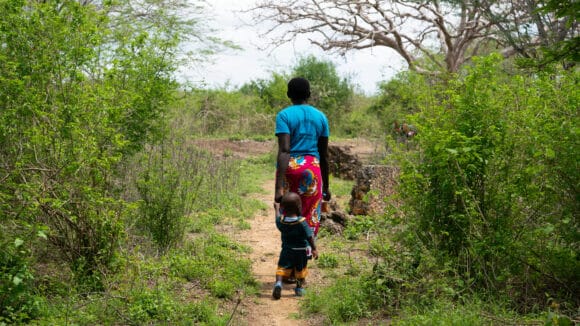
[294,287,306,297]
[272,284,282,300]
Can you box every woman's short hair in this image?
[287,77,311,101]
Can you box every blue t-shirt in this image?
[275,104,330,158]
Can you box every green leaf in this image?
[545,148,556,159]
[14,238,24,248]
[542,224,555,234]
[37,230,48,239]
[13,275,23,286]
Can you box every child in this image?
[273,192,318,299]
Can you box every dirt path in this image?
[190,138,381,324]
[235,178,309,326]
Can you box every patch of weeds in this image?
[323,235,347,251]
[343,251,369,276]
[32,293,110,325]
[124,288,229,325]
[190,210,224,233]
[32,283,228,325]
[343,215,375,240]
[392,300,491,326]
[238,198,268,220]
[345,260,364,277]
[222,149,235,157]
[245,152,275,165]
[249,135,272,142]
[0,234,44,323]
[328,175,354,209]
[369,236,395,257]
[127,288,178,323]
[227,134,244,141]
[171,233,257,300]
[317,253,339,269]
[238,159,273,195]
[209,279,235,299]
[187,298,229,326]
[170,252,213,282]
[316,227,332,240]
[237,219,251,230]
[330,175,354,197]
[303,276,371,323]
[209,233,246,251]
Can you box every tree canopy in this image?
[252,0,578,73]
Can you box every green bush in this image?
[169,235,257,300]
[398,54,579,311]
[317,253,339,269]
[303,276,371,323]
[181,88,273,137]
[128,289,177,323]
[0,233,39,323]
[137,165,187,252]
[343,215,376,240]
[0,0,196,290]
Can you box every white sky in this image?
[178,0,406,95]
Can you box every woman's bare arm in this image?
[275,133,291,203]
[317,136,331,200]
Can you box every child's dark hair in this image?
[287,77,311,102]
[281,192,302,216]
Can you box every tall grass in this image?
[29,143,266,324]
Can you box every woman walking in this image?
[274,77,331,237]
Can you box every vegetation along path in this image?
[235,177,308,326]
[193,138,378,325]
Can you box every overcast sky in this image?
[178,0,406,95]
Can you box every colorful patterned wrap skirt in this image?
[279,155,323,236]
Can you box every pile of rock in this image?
[322,145,399,234]
[327,145,362,180]
[349,165,399,216]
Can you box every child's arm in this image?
[307,235,318,259]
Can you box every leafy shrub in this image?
[0,0,193,291]
[209,280,235,299]
[128,289,177,323]
[343,215,376,240]
[392,301,491,326]
[0,234,39,323]
[317,253,339,269]
[397,54,579,311]
[137,165,187,252]
[169,235,257,300]
[181,88,274,137]
[303,276,371,323]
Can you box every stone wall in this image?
[320,164,399,234]
[349,165,399,216]
[320,145,399,235]
[328,145,362,180]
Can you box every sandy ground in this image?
[233,177,310,326]
[191,138,381,325]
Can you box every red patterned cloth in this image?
[278,155,323,236]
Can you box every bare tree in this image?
[252,0,498,74]
[479,0,579,61]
